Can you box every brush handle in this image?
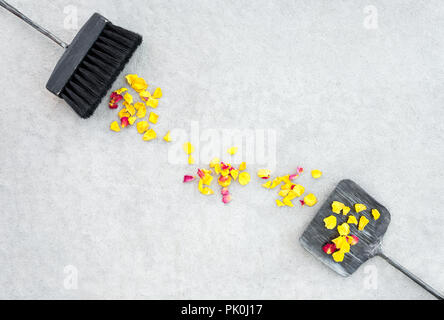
[0,0,68,48]
[378,251,443,299]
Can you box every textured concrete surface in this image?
[0,0,443,299]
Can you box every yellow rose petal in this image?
[323,215,337,229]
[227,147,238,155]
[153,87,163,99]
[126,104,136,116]
[132,77,148,93]
[332,250,345,262]
[218,176,232,187]
[128,116,137,125]
[137,121,149,134]
[276,199,285,207]
[342,206,351,215]
[303,193,317,207]
[136,106,147,118]
[163,131,172,142]
[355,203,367,213]
[183,142,195,154]
[125,74,138,85]
[200,186,214,195]
[257,169,271,179]
[291,184,305,197]
[331,201,345,214]
[118,108,130,119]
[230,169,239,181]
[149,112,159,124]
[110,121,120,132]
[371,209,380,220]
[239,162,247,171]
[209,157,220,168]
[115,87,128,94]
[123,92,133,104]
[332,236,347,249]
[143,129,157,141]
[347,215,358,225]
[311,170,322,179]
[188,155,195,165]
[358,215,370,231]
[337,223,350,236]
[262,181,272,189]
[282,196,294,207]
[134,102,144,111]
[139,91,152,100]
[146,98,159,108]
[238,172,251,186]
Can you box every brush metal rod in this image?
[0,0,68,48]
[378,251,443,299]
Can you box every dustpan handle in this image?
[0,0,68,48]
[378,251,443,299]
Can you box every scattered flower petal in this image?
[137,121,149,134]
[149,112,159,124]
[163,131,172,142]
[183,175,195,183]
[110,121,120,132]
[221,187,229,196]
[276,199,285,207]
[323,215,337,229]
[257,169,271,179]
[115,87,128,95]
[183,142,195,155]
[222,194,232,204]
[337,223,350,236]
[331,201,345,214]
[239,162,247,171]
[303,193,317,207]
[346,235,359,246]
[153,87,163,99]
[121,117,129,128]
[143,129,157,141]
[332,250,345,262]
[354,203,367,213]
[371,209,380,220]
[209,158,220,168]
[136,105,147,118]
[347,215,358,225]
[123,92,133,104]
[128,116,137,125]
[291,184,305,197]
[238,172,251,186]
[311,170,322,179]
[323,243,337,255]
[227,147,238,155]
[146,98,159,108]
[358,215,370,231]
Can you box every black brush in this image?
[0,0,142,118]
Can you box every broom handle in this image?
[0,0,68,48]
[378,251,443,299]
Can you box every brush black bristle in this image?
[46,13,142,119]
[60,23,142,118]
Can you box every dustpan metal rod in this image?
[0,0,68,48]
[378,251,443,299]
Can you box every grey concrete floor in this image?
[0,0,443,299]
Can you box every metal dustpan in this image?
[300,179,443,299]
